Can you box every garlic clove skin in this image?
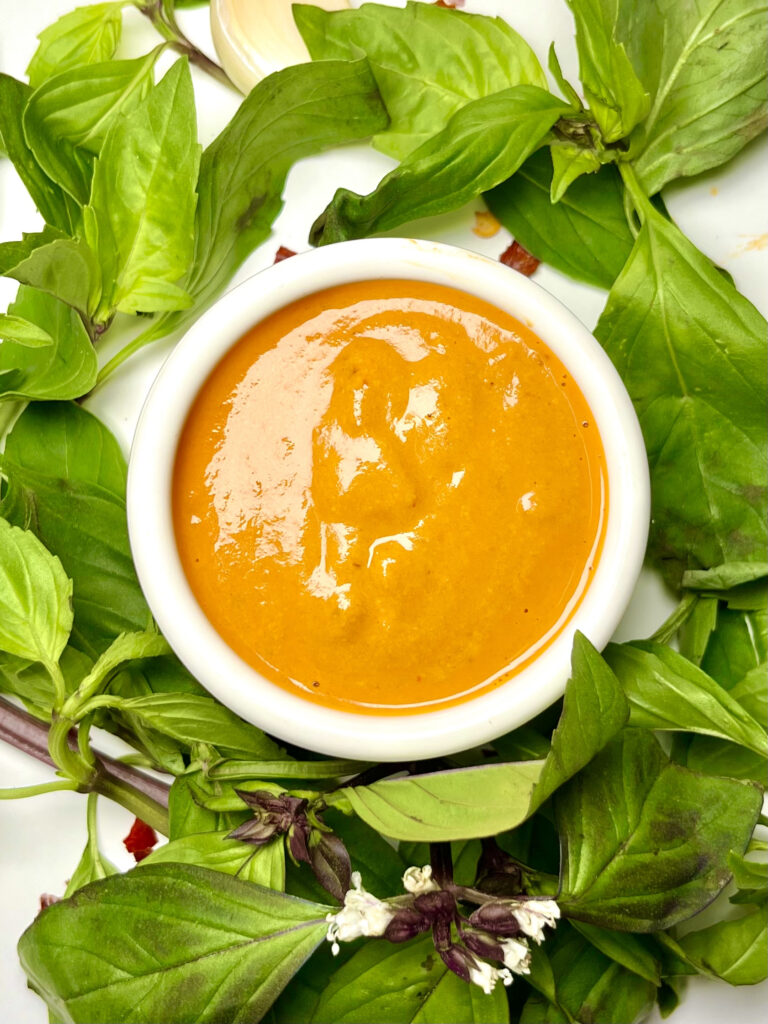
[211,0,352,95]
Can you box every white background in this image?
[0,0,766,1020]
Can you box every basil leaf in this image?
[27,3,125,89]
[625,0,768,194]
[730,663,767,723]
[520,923,656,1024]
[142,58,388,345]
[0,517,72,668]
[569,921,661,985]
[556,730,762,930]
[24,49,162,205]
[115,693,285,760]
[484,149,633,289]
[0,402,150,656]
[324,809,407,898]
[309,933,510,1024]
[0,286,97,400]
[168,775,247,840]
[140,830,286,889]
[84,58,199,320]
[606,640,768,755]
[595,202,767,584]
[659,905,768,985]
[294,0,546,160]
[65,795,117,897]
[0,313,53,348]
[0,645,91,718]
[0,228,99,317]
[345,634,625,841]
[312,86,568,246]
[677,595,718,666]
[0,75,77,231]
[565,0,650,142]
[18,864,330,1024]
[728,850,768,904]
[549,141,602,202]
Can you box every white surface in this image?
[1,0,767,1021]
[128,237,649,760]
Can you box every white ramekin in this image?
[127,238,649,761]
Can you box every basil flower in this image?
[509,898,561,944]
[468,958,513,995]
[402,864,439,895]
[325,872,395,954]
[500,936,532,974]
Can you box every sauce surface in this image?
[173,280,607,712]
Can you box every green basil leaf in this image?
[595,202,767,584]
[0,645,91,718]
[0,313,53,348]
[683,735,766,783]
[684,561,768,593]
[77,629,170,700]
[142,58,388,346]
[606,640,767,755]
[0,402,150,656]
[549,141,602,202]
[168,775,247,840]
[312,86,568,246]
[730,663,767,723]
[294,0,546,160]
[624,0,768,194]
[556,730,762,930]
[84,58,199,320]
[24,49,162,205]
[309,932,510,1024]
[728,850,768,904]
[701,607,767,689]
[0,75,77,231]
[0,517,73,668]
[27,2,125,89]
[0,229,99,318]
[520,923,656,1024]
[207,758,368,782]
[569,921,661,985]
[18,864,331,1024]
[115,693,285,760]
[484,149,634,289]
[565,0,650,142]
[659,905,768,985]
[140,830,286,889]
[0,286,97,401]
[65,795,117,897]
[324,809,407,898]
[677,595,718,666]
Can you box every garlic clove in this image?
[211,0,352,95]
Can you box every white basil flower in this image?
[468,959,514,994]
[500,936,531,974]
[402,864,439,895]
[512,899,561,944]
[325,871,395,954]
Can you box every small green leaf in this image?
[312,86,568,246]
[606,641,767,755]
[485,149,634,289]
[569,921,661,985]
[0,286,97,401]
[0,313,53,347]
[0,645,91,719]
[294,0,546,159]
[65,794,116,897]
[659,905,768,985]
[565,0,650,142]
[557,730,762,931]
[549,142,602,201]
[0,517,72,668]
[18,864,331,1024]
[27,3,125,89]
[677,596,718,667]
[0,229,99,318]
[140,831,286,890]
[683,562,768,593]
[86,58,200,320]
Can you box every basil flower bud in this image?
[384,907,430,943]
[470,897,560,943]
[325,872,395,954]
[461,926,504,962]
[402,864,439,895]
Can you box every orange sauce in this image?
[173,280,607,712]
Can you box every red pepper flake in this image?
[500,241,540,277]
[123,818,158,863]
[274,246,297,263]
[38,893,60,912]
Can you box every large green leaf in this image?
[24,49,161,205]
[312,86,568,246]
[660,904,768,985]
[26,2,125,89]
[0,402,149,655]
[140,58,388,346]
[18,864,330,1024]
[623,0,768,194]
[294,0,546,159]
[565,0,650,142]
[606,640,768,755]
[595,201,767,584]
[556,730,762,931]
[484,149,634,289]
[0,517,72,668]
[0,75,77,231]
[0,286,97,400]
[0,645,91,719]
[85,58,200,320]
[308,933,509,1024]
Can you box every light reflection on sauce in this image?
[173,280,608,713]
